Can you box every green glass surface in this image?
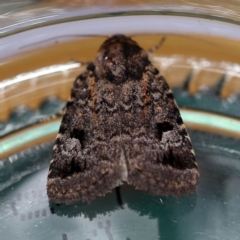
[0,130,240,240]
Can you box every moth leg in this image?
[115,186,124,209]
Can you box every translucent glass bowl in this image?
[1,1,240,240]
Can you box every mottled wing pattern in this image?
[122,65,199,196]
[47,67,124,204]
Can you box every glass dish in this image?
[1,1,240,239]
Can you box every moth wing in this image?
[122,67,200,196]
[47,71,124,204]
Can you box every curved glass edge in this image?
[0,141,52,191]
[2,1,240,37]
[2,70,240,138]
[2,15,240,61]
[1,108,240,159]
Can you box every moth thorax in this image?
[96,51,127,85]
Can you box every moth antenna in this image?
[129,33,217,48]
[148,37,166,53]
[115,186,124,209]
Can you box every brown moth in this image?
[47,35,200,204]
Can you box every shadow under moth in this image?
[47,35,200,204]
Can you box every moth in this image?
[47,35,200,204]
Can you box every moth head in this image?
[95,35,149,84]
[99,35,139,51]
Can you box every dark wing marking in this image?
[122,65,200,197]
[47,68,125,204]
